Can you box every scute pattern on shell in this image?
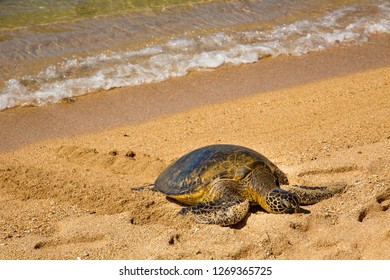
[154,144,282,196]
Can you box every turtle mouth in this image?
[266,189,300,214]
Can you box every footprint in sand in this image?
[357,187,390,223]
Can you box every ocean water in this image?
[0,0,389,111]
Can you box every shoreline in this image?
[1,34,390,153]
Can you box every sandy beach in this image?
[0,35,389,260]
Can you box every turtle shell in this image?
[154,144,287,196]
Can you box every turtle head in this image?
[265,189,300,214]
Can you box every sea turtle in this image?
[154,144,345,226]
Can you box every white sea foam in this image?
[166,38,195,51]
[1,1,390,111]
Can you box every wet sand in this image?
[0,35,389,259]
[1,35,390,153]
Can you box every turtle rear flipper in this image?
[179,199,250,226]
[282,184,347,205]
[131,183,156,192]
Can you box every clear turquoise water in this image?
[0,0,389,110]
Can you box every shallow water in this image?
[0,0,213,30]
[0,0,389,111]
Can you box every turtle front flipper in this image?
[179,199,250,226]
[282,184,347,205]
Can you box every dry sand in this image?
[0,36,389,260]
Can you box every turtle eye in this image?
[280,198,298,214]
[281,198,292,209]
[283,194,300,213]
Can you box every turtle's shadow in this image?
[298,207,311,214]
[228,205,266,229]
[248,205,311,215]
[166,197,187,206]
[229,206,311,229]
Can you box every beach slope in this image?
[0,44,389,260]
